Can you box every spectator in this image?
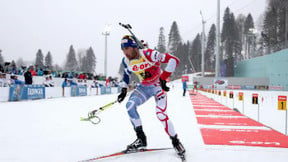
[91,80,99,95]
[69,79,77,86]
[0,73,9,87]
[10,75,24,85]
[91,80,99,88]
[182,79,187,96]
[83,79,87,87]
[62,78,69,88]
[37,69,44,76]
[61,78,69,97]
[24,68,33,85]
[105,78,110,87]
[49,75,55,87]
[30,66,36,76]
[43,76,53,87]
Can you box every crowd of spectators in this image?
[0,62,119,88]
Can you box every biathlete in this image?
[117,35,185,158]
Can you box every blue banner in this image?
[100,87,112,95]
[9,85,24,101]
[241,85,255,90]
[9,85,45,101]
[78,86,87,96]
[71,86,87,97]
[71,86,77,96]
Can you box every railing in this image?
[0,86,120,102]
[196,88,288,135]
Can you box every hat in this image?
[121,35,137,49]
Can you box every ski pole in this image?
[80,100,118,124]
[119,22,145,49]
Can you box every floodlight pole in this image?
[215,0,221,77]
[200,11,206,77]
[102,30,110,78]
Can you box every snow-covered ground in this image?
[1,85,288,162]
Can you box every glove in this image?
[159,78,170,92]
[117,88,127,103]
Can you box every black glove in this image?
[159,78,170,92]
[117,88,127,103]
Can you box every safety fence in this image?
[0,85,121,102]
[194,89,288,135]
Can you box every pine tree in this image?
[262,0,287,53]
[11,60,16,67]
[64,45,78,71]
[16,58,25,67]
[168,21,182,54]
[45,51,53,70]
[244,14,255,34]
[78,49,87,72]
[35,49,44,69]
[54,64,62,71]
[0,50,4,65]
[221,7,241,76]
[80,55,88,72]
[236,14,246,61]
[205,24,216,71]
[174,42,189,78]
[244,13,256,59]
[191,34,202,72]
[157,27,167,53]
[86,47,96,74]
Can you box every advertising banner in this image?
[78,86,87,96]
[71,86,87,96]
[9,85,45,101]
[213,78,228,89]
[100,87,112,95]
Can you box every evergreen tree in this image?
[244,13,256,59]
[205,24,216,71]
[35,49,44,69]
[262,5,278,54]
[54,64,62,72]
[11,60,16,67]
[45,51,53,70]
[64,45,78,71]
[262,0,287,53]
[191,34,202,72]
[174,42,189,78]
[16,58,25,67]
[157,27,167,53]
[80,55,88,72]
[236,14,246,61]
[244,14,255,34]
[86,47,96,74]
[0,50,4,65]
[221,7,241,76]
[168,21,182,54]
[78,49,87,72]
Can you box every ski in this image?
[79,147,173,162]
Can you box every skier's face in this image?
[122,47,139,60]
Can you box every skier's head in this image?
[121,35,140,60]
[121,35,138,49]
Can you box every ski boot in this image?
[124,126,147,153]
[171,135,186,161]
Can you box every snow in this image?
[1,84,288,162]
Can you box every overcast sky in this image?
[0,0,267,77]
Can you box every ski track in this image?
[1,83,288,162]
